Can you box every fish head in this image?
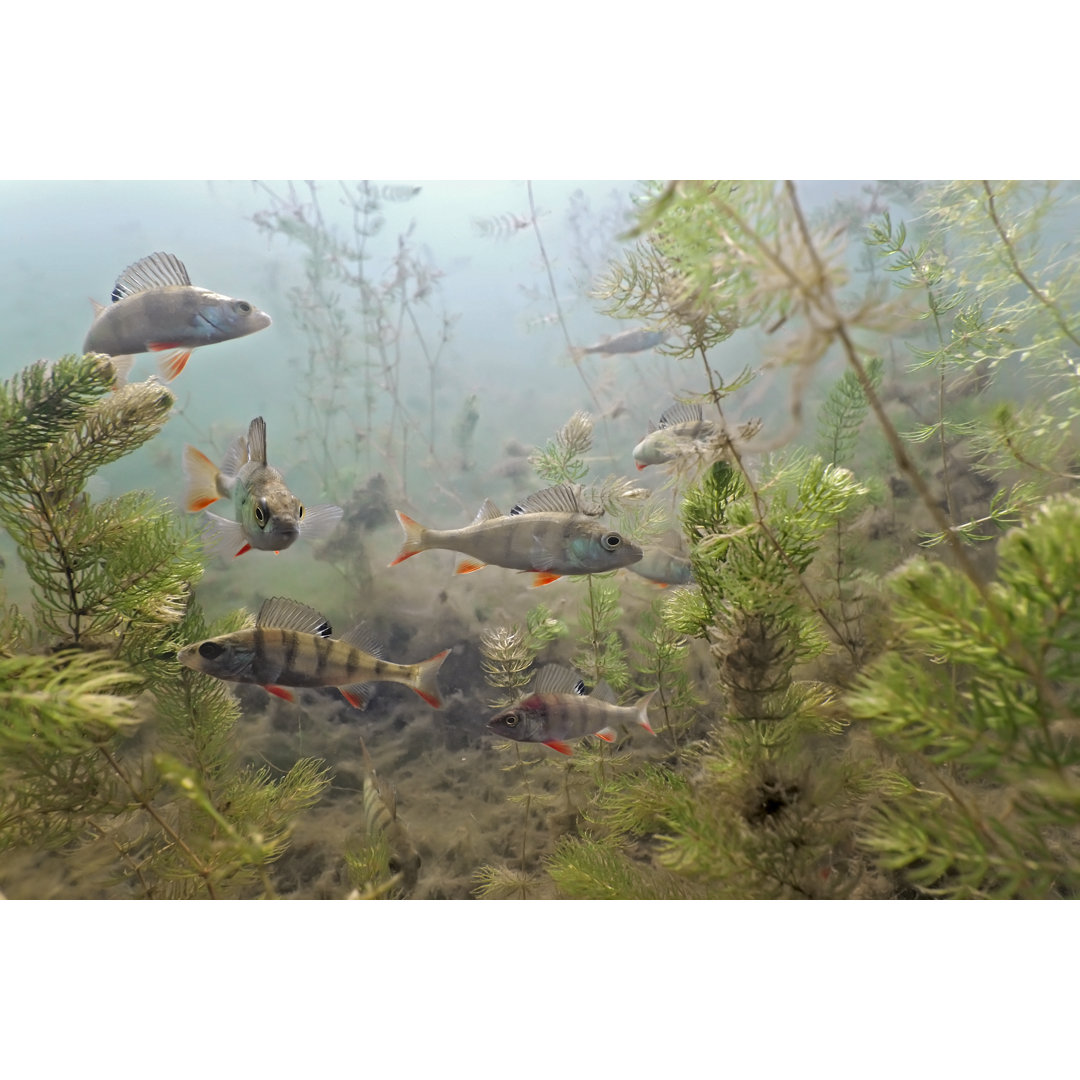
[237,486,303,551]
[565,521,643,572]
[177,634,256,681]
[194,290,272,343]
[487,696,548,743]
[632,431,673,468]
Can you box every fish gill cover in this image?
[0,179,1078,899]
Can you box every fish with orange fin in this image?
[389,483,642,586]
[83,252,271,382]
[182,416,342,557]
[487,664,657,756]
[176,596,450,710]
[632,402,719,470]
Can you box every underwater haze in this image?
[2,179,1079,900]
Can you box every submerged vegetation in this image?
[2,180,1078,898]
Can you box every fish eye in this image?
[602,532,622,550]
[298,504,304,519]
[198,641,224,659]
[254,500,267,526]
[503,712,519,727]
[388,856,401,873]
[237,301,252,313]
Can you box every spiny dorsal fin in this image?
[533,663,587,696]
[591,681,618,704]
[111,252,191,301]
[338,620,385,659]
[256,596,332,637]
[510,483,597,517]
[470,498,503,525]
[657,402,704,428]
[246,416,268,467]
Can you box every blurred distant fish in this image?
[487,664,657,756]
[389,483,642,586]
[628,546,695,587]
[633,402,719,470]
[571,327,667,361]
[177,596,450,709]
[355,737,421,898]
[183,416,343,557]
[83,252,271,381]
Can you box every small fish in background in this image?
[177,596,450,709]
[488,664,657,756]
[83,252,271,382]
[632,402,719,470]
[628,545,695,587]
[389,482,642,586]
[348,737,422,899]
[183,416,343,557]
[570,327,667,361]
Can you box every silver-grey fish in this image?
[487,664,657,756]
[183,416,343,557]
[389,483,642,586]
[633,402,718,470]
[177,596,450,709]
[571,328,667,360]
[628,547,695,587]
[83,252,271,381]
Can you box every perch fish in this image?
[389,483,642,586]
[488,664,657,756]
[357,737,421,897]
[571,327,667,361]
[627,545,695,587]
[632,402,719,470]
[177,596,450,709]
[83,252,271,382]
[183,416,343,557]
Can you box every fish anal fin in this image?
[339,685,372,709]
[154,348,192,381]
[544,740,573,756]
[594,728,616,743]
[264,685,295,702]
[531,571,561,587]
[456,557,486,575]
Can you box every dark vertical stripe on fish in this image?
[281,629,299,679]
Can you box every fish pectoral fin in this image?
[455,557,486,575]
[593,728,616,742]
[198,512,249,561]
[263,685,295,702]
[339,682,375,709]
[544,739,574,756]
[152,347,192,381]
[299,503,345,539]
[530,571,561,587]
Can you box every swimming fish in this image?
[83,252,271,382]
[357,737,421,898]
[627,546,695,587]
[487,664,657,756]
[571,327,667,360]
[632,402,719,470]
[183,416,343,557]
[177,596,449,709]
[389,483,643,586]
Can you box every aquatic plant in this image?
[0,354,328,898]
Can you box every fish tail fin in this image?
[389,510,428,566]
[569,346,586,362]
[412,648,450,708]
[182,445,222,511]
[635,689,659,735]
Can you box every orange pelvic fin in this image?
[234,543,252,557]
[263,684,295,702]
[531,571,561,587]
[152,346,192,381]
[455,557,486,575]
[544,739,573,756]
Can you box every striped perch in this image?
[177,597,449,709]
[487,664,657,756]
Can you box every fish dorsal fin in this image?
[646,419,658,435]
[338,620,385,659]
[658,402,703,428]
[246,416,268,466]
[218,433,250,480]
[111,252,191,301]
[510,483,596,517]
[470,498,503,525]
[591,680,618,704]
[256,596,333,637]
[533,663,587,696]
